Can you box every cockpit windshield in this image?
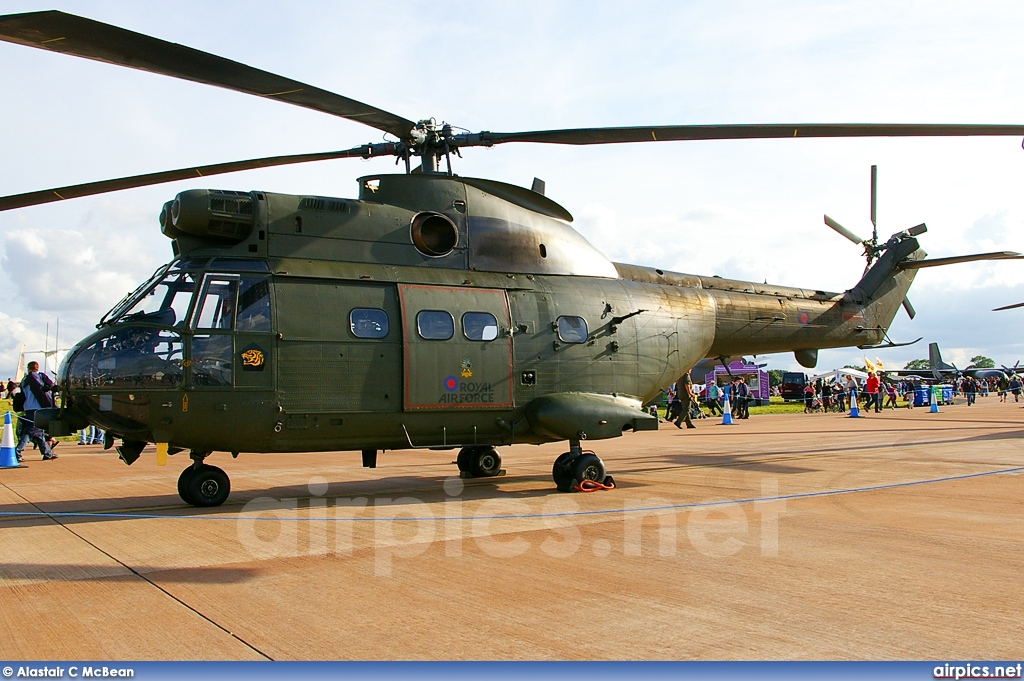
[100,262,172,326]
[103,266,198,327]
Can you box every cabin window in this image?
[350,308,390,339]
[194,278,238,330]
[235,277,271,333]
[416,310,454,340]
[556,315,588,343]
[462,312,499,341]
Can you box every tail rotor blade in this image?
[824,215,866,245]
[902,296,916,319]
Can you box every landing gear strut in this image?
[456,445,503,478]
[552,439,607,492]
[177,450,231,507]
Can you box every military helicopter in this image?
[3,10,1023,507]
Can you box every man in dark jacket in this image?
[16,361,56,461]
[736,377,751,419]
[673,372,697,429]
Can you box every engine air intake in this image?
[411,211,458,257]
[162,189,256,243]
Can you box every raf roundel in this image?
[798,310,811,326]
[443,376,459,392]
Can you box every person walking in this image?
[673,372,697,429]
[736,377,750,419]
[705,381,722,416]
[844,374,858,409]
[730,378,741,418]
[78,424,106,445]
[665,384,678,422]
[15,361,57,461]
[884,381,898,409]
[833,380,846,412]
[1010,375,1022,403]
[864,372,881,413]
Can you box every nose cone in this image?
[66,325,185,391]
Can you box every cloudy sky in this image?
[1,0,1023,378]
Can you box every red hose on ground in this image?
[573,477,616,493]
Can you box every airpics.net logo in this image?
[934,664,1023,679]
[233,476,787,577]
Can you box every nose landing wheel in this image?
[178,451,231,507]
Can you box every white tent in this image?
[808,368,869,383]
[13,343,25,382]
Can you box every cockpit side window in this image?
[235,277,271,333]
[194,278,238,330]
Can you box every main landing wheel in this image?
[571,453,606,486]
[457,446,502,477]
[178,464,231,507]
[552,448,606,492]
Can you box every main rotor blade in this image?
[824,215,866,245]
[896,251,1024,269]
[475,123,1024,146]
[0,145,396,212]
[0,10,416,139]
[993,302,1024,311]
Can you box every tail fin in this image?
[851,236,924,301]
[928,342,953,378]
[845,237,926,344]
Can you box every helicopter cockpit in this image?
[62,258,272,399]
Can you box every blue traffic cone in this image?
[1,412,21,468]
[848,392,861,418]
[929,386,939,413]
[721,396,734,425]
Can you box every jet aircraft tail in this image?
[927,341,962,380]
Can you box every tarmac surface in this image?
[1,397,1022,660]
